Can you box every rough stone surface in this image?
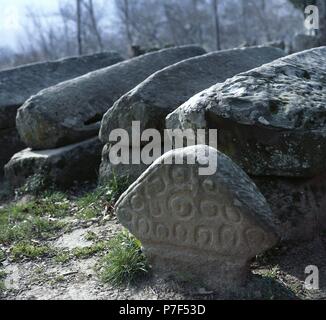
[166,47,326,178]
[293,34,321,53]
[252,175,326,242]
[17,46,205,150]
[99,145,145,184]
[4,137,103,188]
[100,46,285,144]
[98,47,284,185]
[98,144,162,185]
[0,128,26,177]
[115,145,278,291]
[0,52,123,130]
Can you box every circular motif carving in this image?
[223,206,242,223]
[169,194,194,220]
[171,167,189,184]
[149,200,165,218]
[137,218,150,236]
[156,224,169,240]
[130,194,145,211]
[146,176,167,197]
[200,200,219,218]
[195,227,213,247]
[174,224,188,243]
[202,179,215,193]
[219,225,238,248]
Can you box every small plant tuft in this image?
[0,269,6,292]
[73,241,109,259]
[99,231,149,286]
[54,251,71,264]
[0,249,5,262]
[17,174,54,197]
[0,193,69,245]
[76,173,129,220]
[11,242,54,261]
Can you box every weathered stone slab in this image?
[4,137,103,188]
[167,47,326,178]
[100,46,285,144]
[0,52,123,130]
[99,144,146,185]
[293,34,321,53]
[0,128,26,177]
[98,144,162,185]
[17,46,206,150]
[115,145,278,291]
[253,175,326,241]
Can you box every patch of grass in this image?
[17,174,54,197]
[49,275,66,286]
[287,281,304,296]
[53,240,110,263]
[11,242,54,261]
[76,188,105,209]
[76,174,129,220]
[72,241,109,259]
[84,231,98,242]
[99,231,149,286]
[253,266,283,300]
[0,194,69,245]
[262,266,280,280]
[104,172,129,203]
[0,270,6,279]
[54,251,72,264]
[36,192,70,218]
[0,214,66,245]
[0,249,5,262]
[0,269,6,292]
[0,281,5,292]
[77,207,99,220]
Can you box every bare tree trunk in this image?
[60,8,72,56]
[191,0,203,45]
[123,0,133,48]
[249,0,272,42]
[241,0,250,43]
[85,0,104,51]
[212,0,221,50]
[76,0,83,55]
[163,4,178,45]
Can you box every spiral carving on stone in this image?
[168,193,195,221]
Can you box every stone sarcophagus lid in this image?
[115,145,279,291]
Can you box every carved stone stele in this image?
[115,145,279,291]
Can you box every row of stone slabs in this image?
[114,46,326,292]
[3,45,285,184]
[4,47,326,247]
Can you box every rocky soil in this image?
[0,181,325,301]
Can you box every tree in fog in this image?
[1,0,305,69]
[76,0,83,55]
[212,0,221,50]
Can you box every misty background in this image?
[0,0,315,70]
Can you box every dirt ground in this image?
[1,181,326,301]
[1,222,326,300]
